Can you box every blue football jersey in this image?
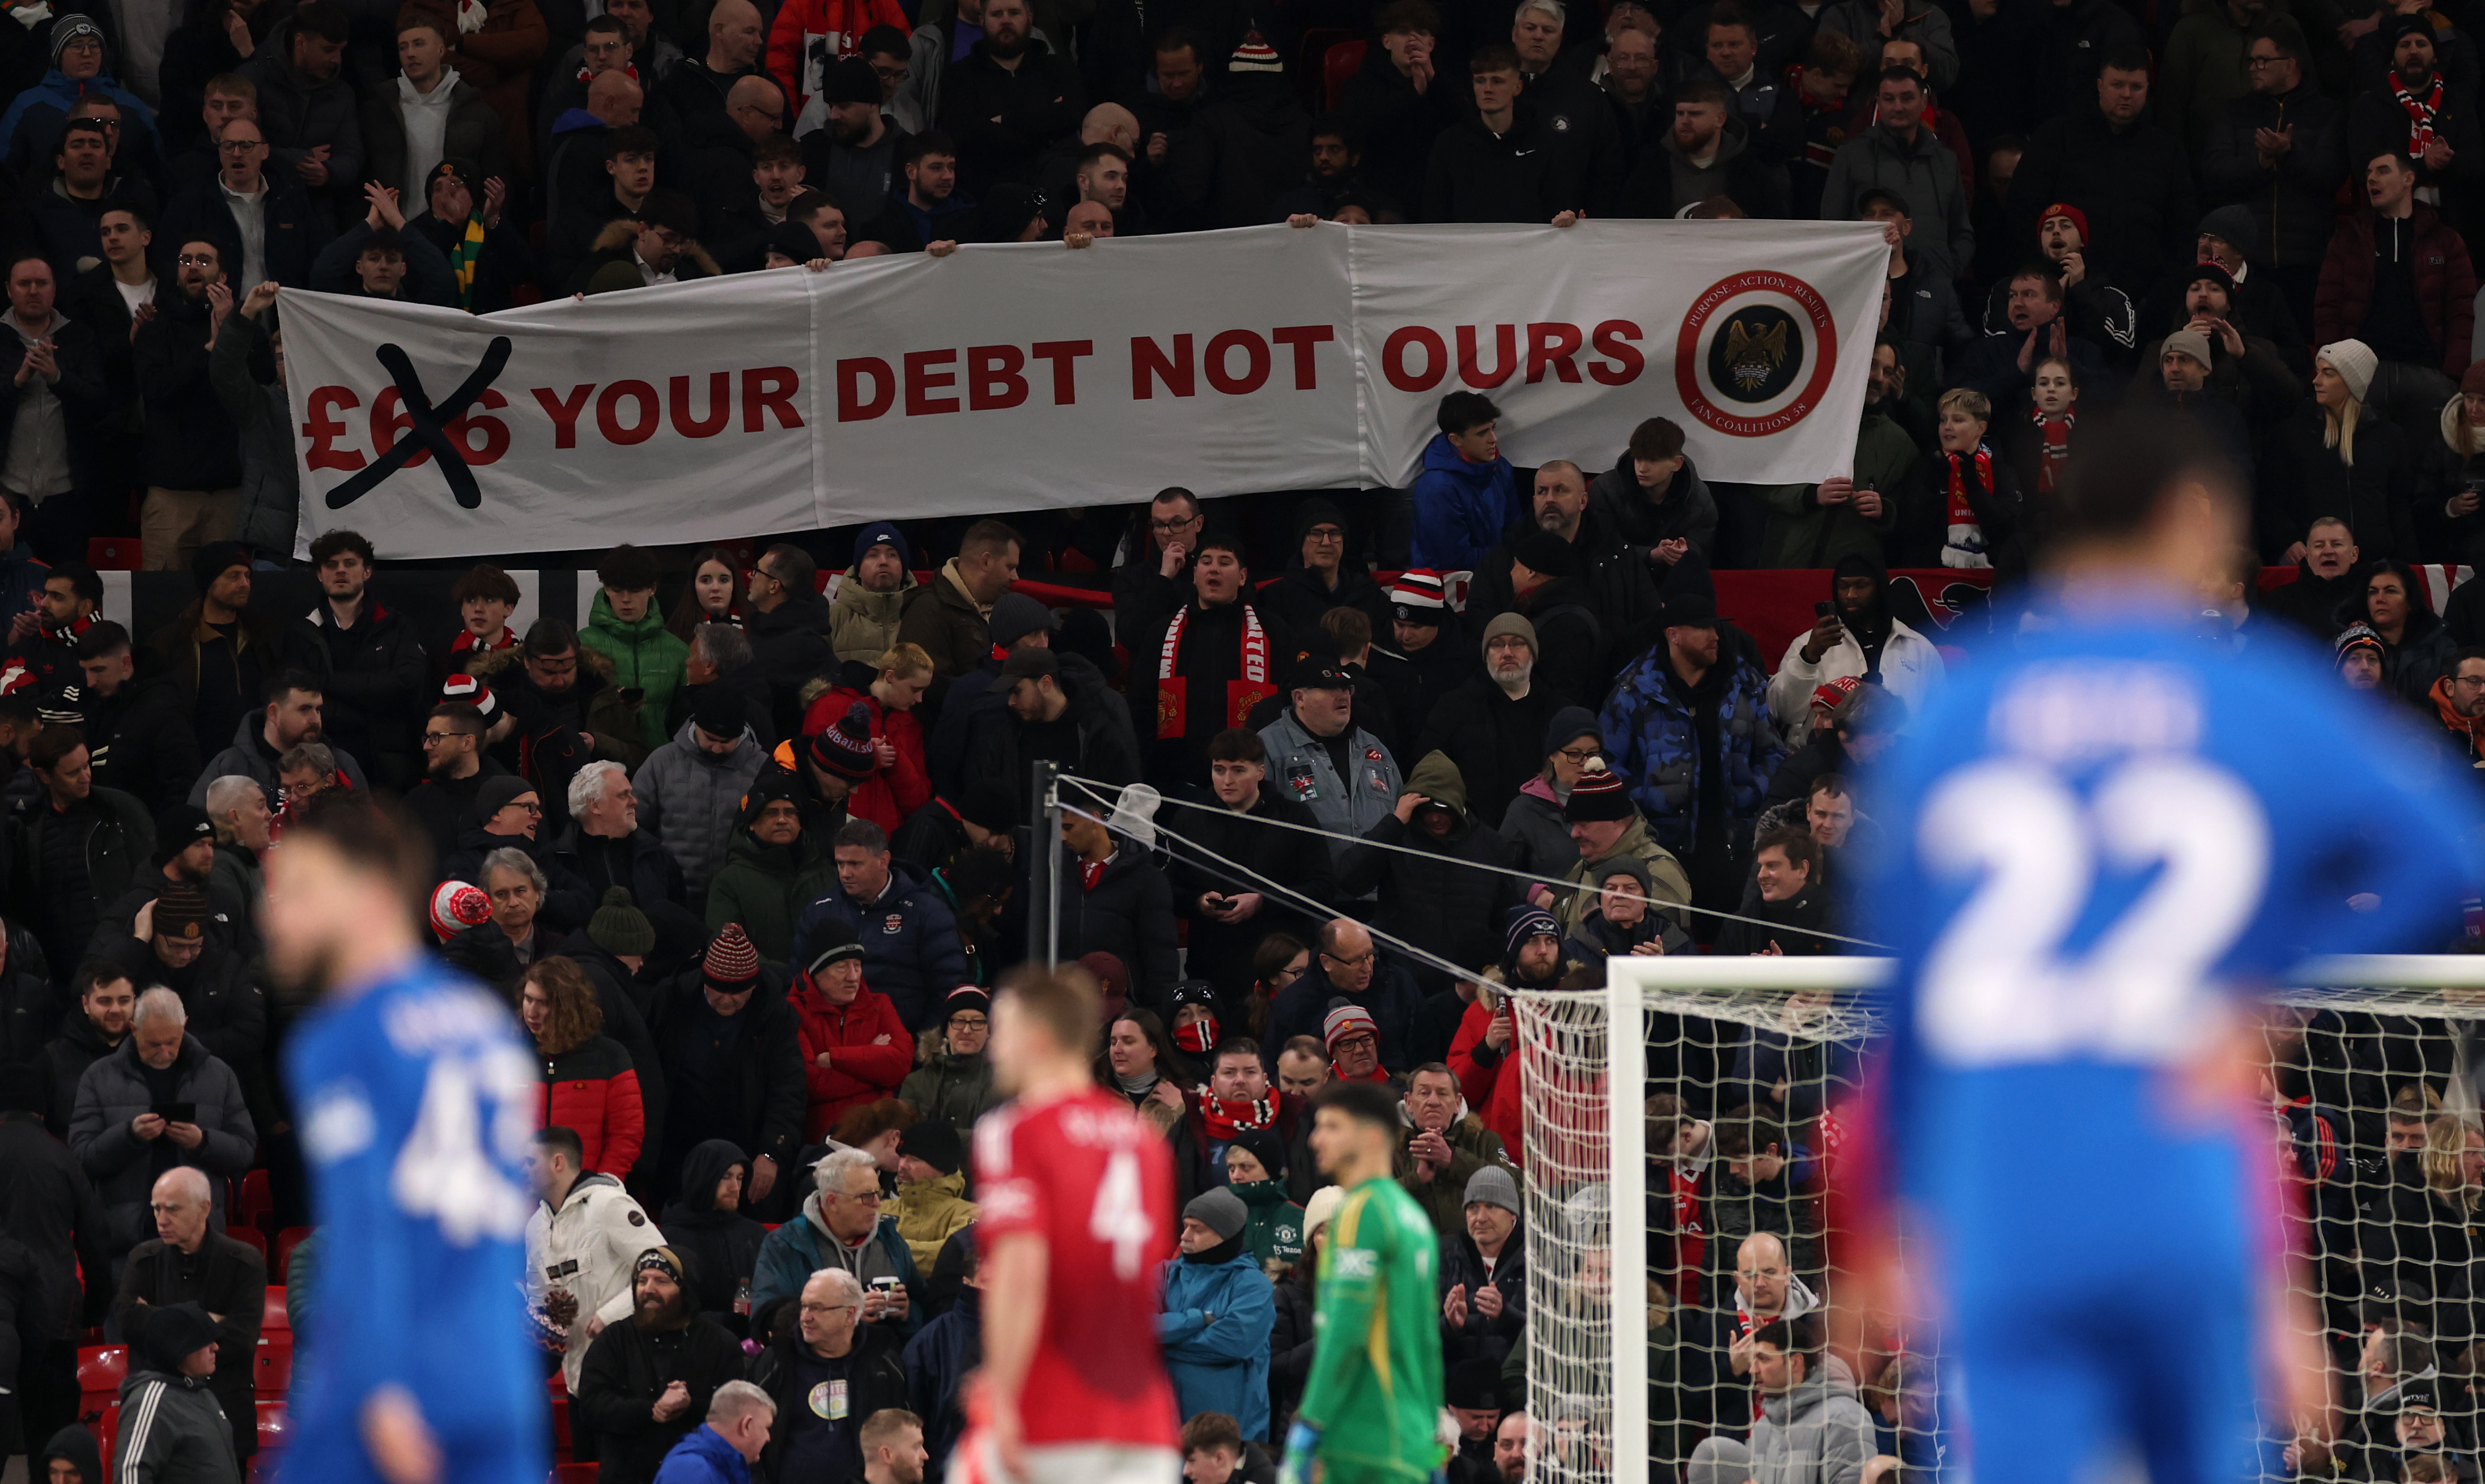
[278,958,547,1484]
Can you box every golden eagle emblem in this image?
[1724,317,1789,392]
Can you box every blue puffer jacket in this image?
[652,1422,753,1484]
[1598,650,1785,853]
[1157,1248,1276,1441]
[789,860,967,1031]
[1408,432,1517,572]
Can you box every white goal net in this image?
[1510,956,2485,1484]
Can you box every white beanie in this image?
[2320,339,2378,404]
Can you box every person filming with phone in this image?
[1763,555,1947,741]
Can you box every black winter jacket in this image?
[303,599,428,787]
[964,649,1140,820]
[659,1138,774,1330]
[1042,843,1180,1008]
[0,1111,112,1341]
[576,1311,750,1484]
[1336,775,1524,992]
[934,42,1086,197]
[2012,105,2199,300]
[103,936,264,1074]
[1171,780,1336,1002]
[130,288,244,489]
[654,973,808,1180]
[751,1321,911,1481]
[1336,41,1462,214]
[2201,80,2347,271]
[155,171,330,290]
[1411,677,1564,831]
[67,671,202,813]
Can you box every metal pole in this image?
[1029,760,1062,970]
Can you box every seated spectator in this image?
[1161,1187,1276,1440]
[66,985,253,1264]
[1600,573,1783,922]
[801,654,932,835]
[1410,391,1515,572]
[2316,150,2476,384]
[752,1145,924,1326]
[361,15,510,198]
[441,847,557,990]
[1536,761,1692,934]
[1439,1164,1526,1367]
[830,523,919,667]
[66,621,202,811]
[1265,916,1425,1074]
[1414,615,1560,830]
[111,1165,264,1464]
[406,701,508,864]
[635,690,766,908]
[575,188,718,292]
[521,955,645,1176]
[577,1245,746,1484]
[705,774,838,965]
[2266,341,2422,563]
[1564,854,1691,968]
[788,919,914,1143]
[13,725,155,976]
[1766,556,1946,739]
[898,521,1017,691]
[1949,266,2108,409]
[2359,558,2459,707]
[750,1266,912,1477]
[1692,1312,1872,1483]
[2346,20,2485,241]
[881,1120,975,1272]
[236,0,359,196]
[1366,571,1472,762]
[660,1141,774,1330]
[1256,656,1400,864]
[896,986,999,1149]
[577,545,686,755]
[1338,750,1520,988]
[1712,828,1834,955]
[787,818,964,1028]
[40,958,133,1137]
[1043,799,1179,1007]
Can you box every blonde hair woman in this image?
[2274,341,2419,562]
[799,641,936,832]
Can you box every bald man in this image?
[114,1165,266,1463]
[1061,197,1114,244]
[727,73,788,144]
[589,70,644,127]
[665,0,775,150]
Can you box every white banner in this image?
[280,220,1887,558]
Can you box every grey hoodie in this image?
[1746,1358,1876,1484]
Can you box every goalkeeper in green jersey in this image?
[1282,1081,1449,1484]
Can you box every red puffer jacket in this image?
[535,1034,645,1175]
[789,975,916,1141]
[800,686,931,834]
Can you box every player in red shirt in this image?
[967,964,1181,1484]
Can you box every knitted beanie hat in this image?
[587,886,656,958]
[809,701,877,781]
[702,924,762,992]
[429,881,492,941]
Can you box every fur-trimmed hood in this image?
[462,644,618,685]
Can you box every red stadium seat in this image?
[275,1226,312,1274]
[256,1399,290,1451]
[264,1286,289,1333]
[84,537,138,571]
[235,1170,274,1234]
[255,1337,293,1397]
[88,1400,118,1479]
[1323,40,1366,113]
[553,1465,600,1482]
[227,1226,268,1260]
[76,1344,125,1394]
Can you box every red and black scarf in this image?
[2031,406,2074,495]
[2398,71,2445,156]
[452,623,517,656]
[38,610,91,647]
[1199,1094,1278,1143]
[577,59,641,83]
[1942,444,1993,528]
[1154,603,1272,739]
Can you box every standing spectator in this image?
[2203,17,2344,331]
[1339,752,1523,990]
[2315,150,2476,384]
[654,926,806,1210]
[303,529,424,792]
[39,960,134,1138]
[129,239,241,572]
[1264,917,1428,1075]
[750,1146,924,1324]
[1180,728,1336,1006]
[635,693,764,908]
[1764,555,1946,737]
[1815,0,1954,90]
[1414,615,1561,830]
[1042,800,1180,1007]
[801,654,933,836]
[236,1,360,216]
[898,986,1000,1145]
[9,559,98,695]
[1762,356,1911,565]
[963,648,1140,820]
[66,622,203,812]
[443,562,521,671]
[583,545,689,754]
[0,256,105,567]
[765,0,907,124]
[1439,1164,1526,1367]
[1367,571,1472,761]
[2157,0,2269,160]
[705,778,837,966]
[1339,0,1459,216]
[788,924,915,1143]
[1410,392,1515,572]
[1820,68,1970,270]
[557,758,689,915]
[155,116,329,292]
[2266,341,2423,563]
[2346,20,2485,231]
[112,1166,262,1466]
[206,279,294,559]
[788,818,965,1030]
[523,1124,660,1400]
[934,0,1083,197]
[0,1054,111,1452]
[405,159,531,314]
[1159,1187,1276,1441]
[899,520,1020,683]
[10,726,153,977]
[66,986,253,1264]
[660,1142,773,1330]
[522,955,646,1178]
[832,522,920,666]
[1600,573,1783,925]
[406,701,507,865]
[1255,659,1401,863]
[2011,50,2197,306]
[737,542,834,739]
[1256,500,1391,639]
[0,16,157,171]
[750,1266,911,1478]
[432,0,547,184]
[676,623,775,754]
[359,15,509,197]
[1123,529,1281,791]
[1396,1062,1513,1236]
[577,1247,749,1484]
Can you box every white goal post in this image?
[1509,954,2485,1484]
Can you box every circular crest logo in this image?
[1551,113,1571,131]
[1674,271,1838,438]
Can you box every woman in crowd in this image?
[521,955,644,1177]
[2432,367,2485,565]
[659,1139,771,1335]
[2357,559,2459,709]
[1242,934,1309,1044]
[1501,709,1606,879]
[801,644,934,833]
[832,1097,915,1192]
[667,547,746,640]
[2267,342,2419,562]
[1098,1008,1205,1196]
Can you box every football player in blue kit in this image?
[1864,416,2484,1484]
[269,794,546,1484]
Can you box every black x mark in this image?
[326,337,515,511]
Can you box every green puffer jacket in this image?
[580,589,690,750]
[896,1037,1002,1143]
[703,824,839,967]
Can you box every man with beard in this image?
[1413,615,1560,828]
[40,958,133,1137]
[810,59,910,219]
[831,522,919,667]
[555,758,690,916]
[1125,529,1283,791]
[129,239,246,575]
[6,559,97,697]
[934,0,1085,198]
[1471,461,1659,673]
[2347,19,2485,228]
[191,671,372,808]
[1365,571,1472,762]
[405,701,509,865]
[1764,555,1947,737]
[1980,202,2139,361]
[577,1247,748,1484]
[261,793,545,1484]
[63,621,200,811]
